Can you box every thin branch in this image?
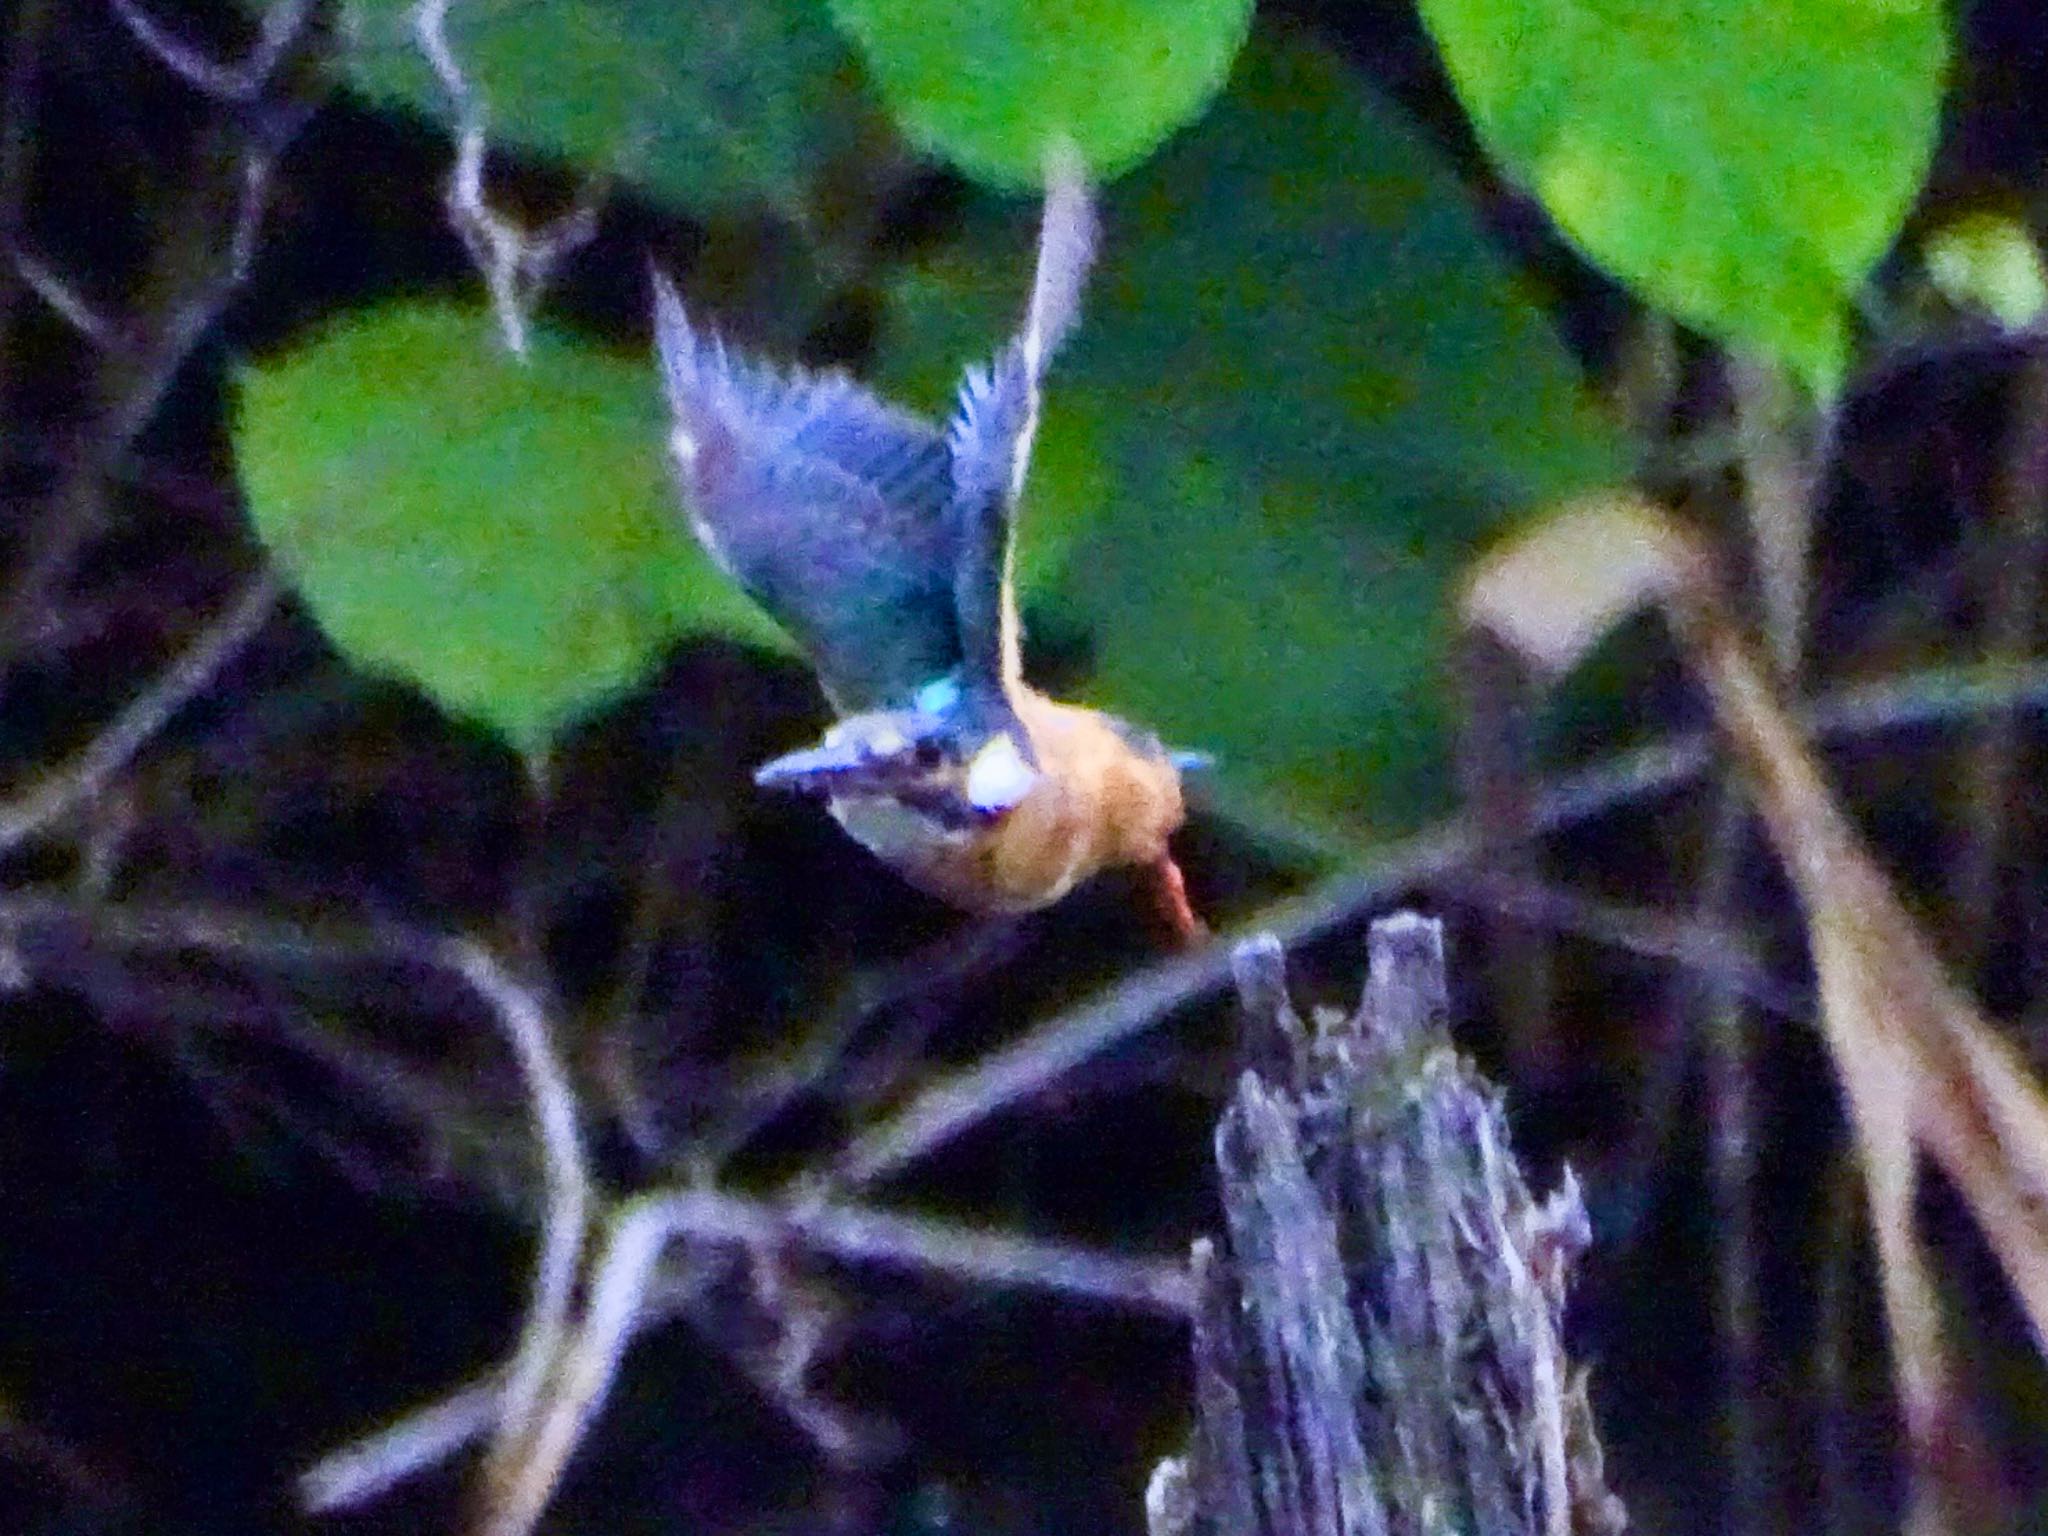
[13,249,117,343]
[439,940,594,1499]
[0,889,447,973]
[825,656,2048,1192]
[701,919,1027,1174]
[473,1195,674,1536]
[1732,356,1818,680]
[412,0,599,358]
[0,568,281,856]
[307,1182,1188,1520]
[1433,867,1804,1020]
[0,2,325,678]
[1696,791,1772,1536]
[108,0,319,101]
[302,1377,504,1515]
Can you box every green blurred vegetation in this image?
[239,301,787,751]
[828,0,1253,184]
[245,0,1949,815]
[1419,0,1947,397]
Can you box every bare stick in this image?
[1697,790,1772,1536]
[1436,867,1804,1019]
[439,941,594,1499]
[0,1,324,676]
[302,1376,503,1515]
[314,1182,1187,1521]
[474,1196,674,1536]
[1954,349,2048,972]
[0,568,281,857]
[13,249,114,343]
[412,0,599,357]
[108,0,319,102]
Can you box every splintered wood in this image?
[1150,915,1624,1536]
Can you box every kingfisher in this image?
[652,153,1204,944]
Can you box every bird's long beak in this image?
[753,738,877,794]
[756,729,948,796]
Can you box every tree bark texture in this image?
[1147,913,1626,1536]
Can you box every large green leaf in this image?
[1419,0,1947,397]
[829,0,1252,186]
[237,303,785,753]
[879,37,1627,836]
[340,0,854,218]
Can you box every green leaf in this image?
[878,37,1627,836]
[339,0,853,218]
[828,0,1252,186]
[1926,211,2048,331]
[237,303,786,753]
[1419,0,1948,397]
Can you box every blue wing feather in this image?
[945,153,1097,704]
[653,274,961,712]
[651,153,1096,722]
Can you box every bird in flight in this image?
[653,152,1204,945]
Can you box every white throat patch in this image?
[965,732,1037,813]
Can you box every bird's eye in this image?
[912,739,945,770]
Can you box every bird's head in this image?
[752,677,1042,833]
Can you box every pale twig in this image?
[0,567,281,856]
[1732,356,1817,680]
[0,3,322,676]
[1727,358,1817,1536]
[0,891,595,1488]
[485,1184,1195,1536]
[439,940,594,1500]
[309,1181,1188,1521]
[302,1376,503,1515]
[826,656,2048,1193]
[0,889,447,973]
[700,919,1027,1173]
[412,0,600,357]
[472,1194,672,1536]
[107,0,319,102]
[1434,867,1803,1020]
[13,248,114,343]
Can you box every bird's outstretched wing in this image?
[653,273,959,713]
[946,145,1097,707]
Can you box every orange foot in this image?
[1146,852,1208,950]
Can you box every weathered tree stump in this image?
[1148,914,1625,1536]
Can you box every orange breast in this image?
[954,692,1186,913]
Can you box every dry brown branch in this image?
[1466,490,2048,1534]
